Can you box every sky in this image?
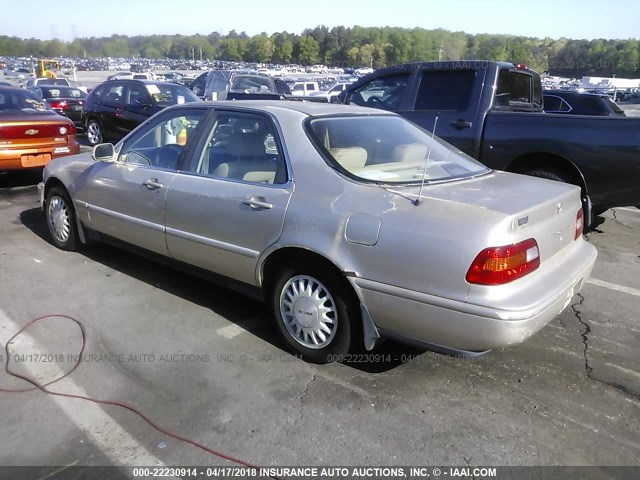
[1,0,638,41]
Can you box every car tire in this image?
[270,263,359,364]
[86,118,103,146]
[524,168,566,183]
[45,185,80,251]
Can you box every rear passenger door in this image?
[164,110,293,286]
[119,82,154,135]
[400,68,487,157]
[97,82,127,141]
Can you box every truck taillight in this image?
[575,208,584,240]
[466,239,540,286]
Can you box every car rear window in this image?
[0,89,51,114]
[307,115,489,184]
[42,87,86,98]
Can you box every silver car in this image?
[39,101,597,363]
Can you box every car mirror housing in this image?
[92,143,115,162]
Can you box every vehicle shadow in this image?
[0,169,43,189]
[19,206,429,373]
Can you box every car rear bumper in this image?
[348,241,597,352]
[0,139,80,171]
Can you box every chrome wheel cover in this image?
[279,275,338,349]
[87,121,101,145]
[47,196,71,243]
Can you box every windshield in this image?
[146,83,200,106]
[307,115,489,184]
[0,89,51,114]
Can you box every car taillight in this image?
[466,238,540,286]
[575,208,584,240]
[50,100,69,110]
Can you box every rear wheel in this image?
[86,118,103,146]
[270,263,359,364]
[45,186,79,251]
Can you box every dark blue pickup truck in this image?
[338,61,640,224]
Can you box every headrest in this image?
[227,133,266,157]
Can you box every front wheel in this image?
[86,118,103,146]
[45,186,79,251]
[270,264,359,364]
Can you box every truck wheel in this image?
[269,263,358,364]
[86,119,103,146]
[524,168,566,183]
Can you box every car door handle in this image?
[142,178,163,189]
[451,120,473,129]
[243,197,273,210]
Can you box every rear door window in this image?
[495,70,538,109]
[414,70,476,111]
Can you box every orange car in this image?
[0,86,79,172]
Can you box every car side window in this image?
[187,112,288,185]
[104,84,125,104]
[495,70,538,109]
[347,74,411,111]
[127,84,151,106]
[543,95,562,112]
[118,109,204,170]
[415,70,476,111]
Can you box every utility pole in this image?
[191,47,195,62]
[199,46,203,62]
[438,45,444,61]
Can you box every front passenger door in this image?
[85,108,206,255]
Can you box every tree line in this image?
[1,26,639,77]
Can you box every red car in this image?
[0,86,79,172]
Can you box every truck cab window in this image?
[415,70,476,111]
[347,74,411,111]
[495,70,535,109]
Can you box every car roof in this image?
[100,79,183,87]
[195,100,391,117]
[0,85,29,93]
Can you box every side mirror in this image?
[92,143,115,162]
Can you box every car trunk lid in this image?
[402,171,582,263]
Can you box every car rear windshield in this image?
[230,75,275,93]
[0,89,51,114]
[307,115,489,184]
[146,83,200,106]
[41,87,86,98]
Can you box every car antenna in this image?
[414,116,439,206]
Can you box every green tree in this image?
[246,35,274,63]
[296,35,319,65]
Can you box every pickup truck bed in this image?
[340,61,640,222]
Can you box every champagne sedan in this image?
[38,101,597,363]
